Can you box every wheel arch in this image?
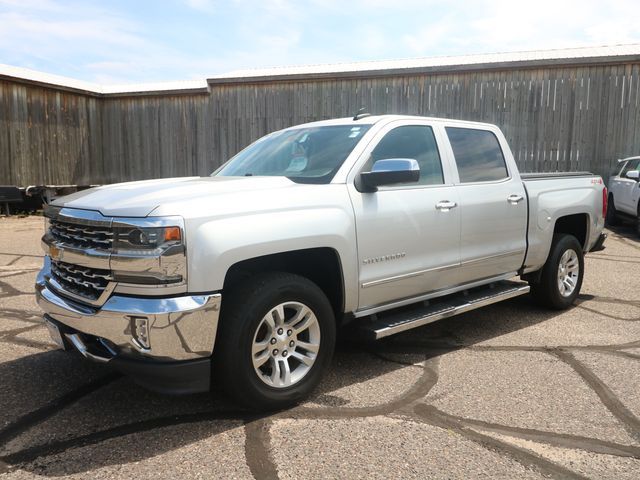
[553,213,589,251]
[522,213,589,284]
[223,248,346,321]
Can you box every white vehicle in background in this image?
[607,156,640,236]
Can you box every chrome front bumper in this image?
[36,260,221,362]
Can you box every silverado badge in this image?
[362,252,406,265]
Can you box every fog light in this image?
[131,316,150,349]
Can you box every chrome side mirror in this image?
[626,170,639,181]
[359,158,420,192]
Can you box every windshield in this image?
[213,125,371,184]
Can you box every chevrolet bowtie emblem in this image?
[49,245,62,260]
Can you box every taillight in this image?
[602,186,608,218]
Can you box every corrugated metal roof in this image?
[0,64,99,93]
[0,63,209,96]
[212,44,640,80]
[101,80,209,95]
[2,43,640,96]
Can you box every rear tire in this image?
[214,272,336,411]
[605,194,618,226]
[530,234,584,310]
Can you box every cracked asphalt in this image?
[0,215,639,479]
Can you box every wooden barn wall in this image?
[3,61,640,186]
[0,80,102,186]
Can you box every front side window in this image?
[367,125,444,186]
[621,159,640,178]
[446,127,509,183]
[214,125,371,184]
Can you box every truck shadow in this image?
[0,293,621,476]
[604,223,638,242]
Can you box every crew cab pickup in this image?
[607,156,640,235]
[36,115,607,410]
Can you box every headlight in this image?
[110,222,186,285]
[114,226,182,253]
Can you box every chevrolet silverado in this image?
[36,115,608,410]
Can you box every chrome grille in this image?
[50,260,112,302]
[50,219,113,250]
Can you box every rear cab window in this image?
[445,127,509,183]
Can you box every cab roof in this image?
[288,114,497,130]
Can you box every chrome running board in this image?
[357,280,530,340]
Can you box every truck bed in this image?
[520,171,594,180]
[521,171,605,274]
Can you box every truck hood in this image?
[51,176,301,217]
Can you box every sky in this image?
[1,0,639,84]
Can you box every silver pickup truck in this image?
[36,115,607,410]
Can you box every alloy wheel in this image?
[251,302,321,388]
[557,249,580,297]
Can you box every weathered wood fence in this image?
[2,55,640,186]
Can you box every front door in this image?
[348,122,461,310]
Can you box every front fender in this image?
[185,207,358,312]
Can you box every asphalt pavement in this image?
[0,216,638,479]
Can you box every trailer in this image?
[0,185,98,216]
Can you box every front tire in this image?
[530,234,584,310]
[215,272,336,411]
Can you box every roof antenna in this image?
[353,107,371,121]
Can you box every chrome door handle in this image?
[436,200,458,211]
[507,194,524,204]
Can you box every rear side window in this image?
[446,127,509,183]
[369,125,444,186]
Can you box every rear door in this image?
[444,126,527,283]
